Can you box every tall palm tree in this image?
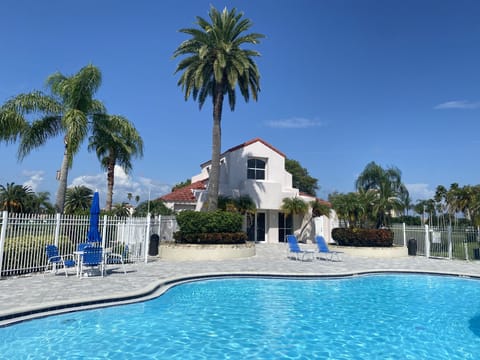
[89,115,143,211]
[0,64,104,213]
[173,6,264,211]
[64,186,93,215]
[355,161,408,228]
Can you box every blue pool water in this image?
[2,274,480,359]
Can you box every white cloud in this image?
[405,183,434,201]
[434,100,480,109]
[22,170,45,192]
[70,165,171,205]
[265,117,325,128]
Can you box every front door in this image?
[278,212,293,242]
[247,212,266,242]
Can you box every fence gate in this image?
[427,227,452,259]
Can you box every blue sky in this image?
[1,0,480,206]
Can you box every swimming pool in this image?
[1,274,480,359]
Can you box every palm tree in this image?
[281,197,309,240]
[297,200,331,238]
[0,64,104,213]
[110,202,131,218]
[0,182,34,213]
[64,186,93,215]
[329,192,368,228]
[355,161,408,228]
[281,197,308,217]
[25,191,54,214]
[89,115,143,211]
[173,6,264,211]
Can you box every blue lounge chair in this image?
[286,235,315,261]
[44,245,76,277]
[315,235,342,261]
[80,246,104,278]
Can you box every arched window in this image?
[247,158,266,180]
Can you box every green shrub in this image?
[332,228,394,247]
[173,231,247,244]
[2,235,73,275]
[174,210,246,244]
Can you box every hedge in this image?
[332,228,394,247]
[174,210,247,244]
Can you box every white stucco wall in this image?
[192,140,297,211]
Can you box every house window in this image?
[247,158,266,180]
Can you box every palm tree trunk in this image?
[207,86,224,211]
[55,146,69,213]
[106,160,115,211]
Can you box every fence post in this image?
[101,215,107,249]
[425,225,430,258]
[157,215,162,239]
[0,211,9,279]
[144,213,151,264]
[448,225,452,259]
[54,213,61,247]
[402,223,406,247]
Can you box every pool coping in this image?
[2,268,480,327]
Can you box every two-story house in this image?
[161,138,337,243]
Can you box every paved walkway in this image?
[1,243,480,325]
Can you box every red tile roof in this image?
[299,192,331,207]
[160,179,207,203]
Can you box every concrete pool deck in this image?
[1,243,480,326]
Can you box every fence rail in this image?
[0,211,177,278]
[391,223,480,260]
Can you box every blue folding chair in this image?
[44,245,76,277]
[80,246,104,278]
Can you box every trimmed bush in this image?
[332,228,394,247]
[174,210,247,244]
[173,231,248,244]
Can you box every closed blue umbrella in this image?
[87,191,102,243]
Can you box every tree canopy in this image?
[285,158,319,196]
[173,6,264,211]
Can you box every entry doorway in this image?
[247,212,266,242]
[278,212,293,242]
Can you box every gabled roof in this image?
[225,138,286,158]
[160,179,207,203]
[200,138,286,167]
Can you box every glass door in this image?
[278,212,293,242]
[247,212,266,242]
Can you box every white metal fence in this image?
[391,223,480,260]
[0,211,177,278]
